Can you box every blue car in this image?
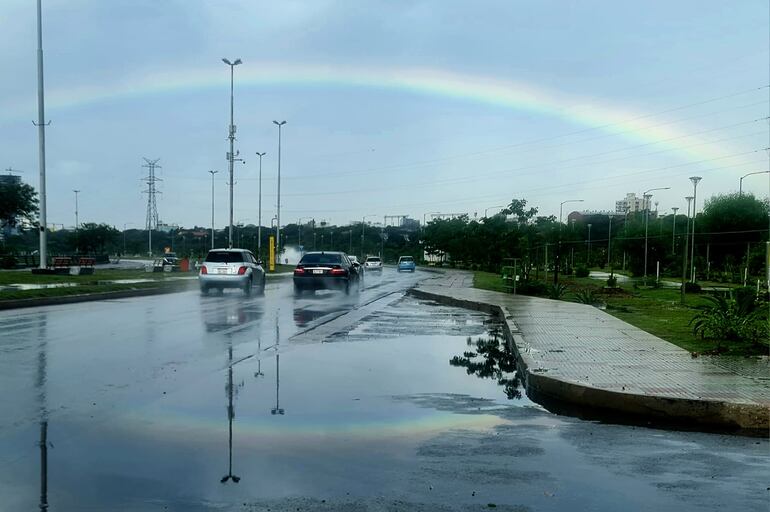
[397,256,416,272]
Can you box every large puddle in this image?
[1,297,540,509]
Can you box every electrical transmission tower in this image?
[142,158,162,256]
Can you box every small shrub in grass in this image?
[517,281,548,296]
[575,266,589,278]
[682,282,702,293]
[548,283,568,300]
[606,274,618,287]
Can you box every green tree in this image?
[0,180,38,230]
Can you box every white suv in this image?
[364,256,383,271]
[199,248,265,296]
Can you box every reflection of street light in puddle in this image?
[271,312,284,415]
[221,344,240,483]
[253,333,265,378]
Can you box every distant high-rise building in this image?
[615,193,650,214]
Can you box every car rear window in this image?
[300,253,342,265]
[400,257,414,262]
[205,251,244,263]
[367,257,381,262]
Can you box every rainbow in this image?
[1,62,744,162]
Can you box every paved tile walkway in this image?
[418,271,770,410]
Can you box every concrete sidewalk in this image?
[412,271,769,432]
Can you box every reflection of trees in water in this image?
[450,334,522,400]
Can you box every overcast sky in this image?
[1,0,768,230]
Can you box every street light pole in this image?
[273,121,286,256]
[555,199,583,284]
[607,214,613,269]
[739,170,770,195]
[642,187,670,284]
[73,189,80,230]
[680,196,693,304]
[689,177,702,281]
[208,170,218,249]
[222,57,242,249]
[671,207,679,255]
[35,0,49,269]
[255,152,266,258]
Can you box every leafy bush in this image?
[606,274,618,287]
[682,282,702,293]
[1,254,17,269]
[573,288,599,305]
[689,292,768,349]
[575,266,589,278]
[517,280,548,296]
[547,283,568,300]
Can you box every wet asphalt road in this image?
[0,269,767,511]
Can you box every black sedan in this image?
[293,251,361,296]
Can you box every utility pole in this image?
[34,0,50,269]
[607,214,612,269]
[73,189,80,230]
[222,58,242,249]
[142,158,161,257]
[256,152,266,258]
[273,121,286,256]
[689,177,702,281]
[671,207,679,255]
[208,170,218,249]
[680,196,693,305]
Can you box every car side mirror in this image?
[257,259,263,266]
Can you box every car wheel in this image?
[344,281,351,295]
[200,284,209,295]
[258,276,266,296]
[243,278,252,296]
[294,285,303,297]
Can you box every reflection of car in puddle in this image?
[202,299,264,332]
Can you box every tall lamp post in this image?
[35,0,49,269]
[671,207,679,255]
[554,199,583,284]
[273,121,286,256]
[222,57,242,248]
[607,214,613,270]
[72,189,80,231]
[587,223,592,264]
[208,170,218,249]
[689,177,702,281]
[642,187,670,284]
[680,196,693,304]
[255,152,266,258]
[739,170,770,195]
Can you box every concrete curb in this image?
[0,284,191,311]
[407,287,768,433]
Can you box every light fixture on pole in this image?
[739,170,770,195]
[208,170,218,249]
[688,177,702,281]
[642,187,670,284]
[222,57,242,249]
[554,199,583,284]
[273,121,286,256]
[255,152,266,258]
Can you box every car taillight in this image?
[237,266,247,275]
[330,268,346,276]
[294,266,305,275]
[200,266,208,274]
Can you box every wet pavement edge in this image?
[406,287,769,434]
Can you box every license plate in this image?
[312,269,324,274]
[217,268,228,274]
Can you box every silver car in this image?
[199,248,266,296]
[364,256,383,271]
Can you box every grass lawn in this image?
[0,268,194,301]
[473,270,766,356]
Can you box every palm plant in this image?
[689,292,767,349]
